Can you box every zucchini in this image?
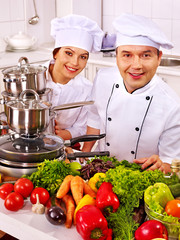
[169,183,180,198]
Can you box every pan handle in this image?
[66,151,110,160]
[65,133,106,147]
[51,100,94,112]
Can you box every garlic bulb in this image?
[32,194,45,214]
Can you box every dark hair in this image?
[157,49,160,57]
[53,48,61,58]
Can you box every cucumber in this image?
[169,183,180,198]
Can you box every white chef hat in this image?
[51,14,104,53]
[113,13,173,50]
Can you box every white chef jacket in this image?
[88,66,180,164]
[44,60,92,138]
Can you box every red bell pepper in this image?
[96,182,120,216]
[76,205,109,240]
[106,228,113,240]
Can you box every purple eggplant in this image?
[45,206,66,225]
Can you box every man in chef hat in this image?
[45,15,104,146]
[82,13,180,173]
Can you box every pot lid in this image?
[6,89,51,110]
[2,57,47,79]
[6,98,51,110]
[0,133,64,163]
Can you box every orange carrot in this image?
[56,175,74,199]
[83,182,96,198]
[62,194,75,228]
[70,176,84,205]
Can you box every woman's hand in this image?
[54,120,72,140]
[133,155,171,174]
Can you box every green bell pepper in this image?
[144,182,174,211]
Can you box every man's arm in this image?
[82,126,100,152]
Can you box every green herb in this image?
[100,161,179,239]
[107,205,138,240]
[23,159,71,196]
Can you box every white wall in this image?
[56,0,102,28]
[1,0,180,56]
[0,0,56,47]
[103,0,180,55]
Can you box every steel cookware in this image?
[0,88,52,116]
[5,89,94,135]
[28,0,39,25]
[0,149,109,178]
[0,133,106,162]
[2,57,46,96]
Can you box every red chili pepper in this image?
[76,205,109,240]
[96,182,120,216]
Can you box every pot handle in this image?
[18,56,30,68]
[65,133,106,147]
[66,151,110,160]
[19,89,40,101]
[51,100,94,112]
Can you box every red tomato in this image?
[30,187,50,205]
[4,192,24,211]
[0,183,14,200]
[165,199,180,218]
[14,178,34,198]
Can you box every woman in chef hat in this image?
[45,14,103,147]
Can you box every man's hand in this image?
[133,155,171,174]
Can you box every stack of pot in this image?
[0,56,52,133]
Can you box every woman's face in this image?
[52,46,89,84]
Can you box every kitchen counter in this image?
[88,52,180,76]
[0,44,180,75]
[0,43,53,69]
[0,198,81,240]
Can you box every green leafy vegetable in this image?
[23,159,71,196]
[99,160,179,240]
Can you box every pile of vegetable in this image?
[55,175,97,228]
[97,160,179,240]
[79,156,120,180]
[23,159,71,196]
[144,182,180,238]
[1,155,179,240]
[0,178,50,213]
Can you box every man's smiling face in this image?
[116,45,162,93]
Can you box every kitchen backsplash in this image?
[0,0,56,47]
[103,0,180,55]
[0,0,180,56]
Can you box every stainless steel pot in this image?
[2,56,47,96]
[1,88,52,116]
[6,89,94,135]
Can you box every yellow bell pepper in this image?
[74,194,96,224]
[88,173,106,193]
